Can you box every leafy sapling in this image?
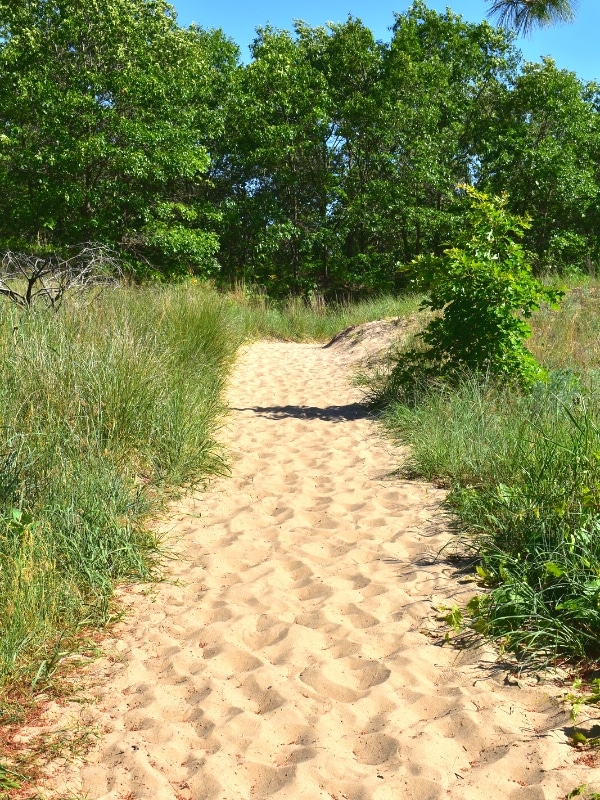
[394,187,564,394]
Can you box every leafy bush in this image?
[387,188,563,397]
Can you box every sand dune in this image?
[45,341,600,799]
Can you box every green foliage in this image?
[369,280,600,666]
[379,361,600,664]
[0,0,238,278]
[476,58,600,274]
[214,6,600,295]
[390,188,563,392]
[215,23,335,294]
[0,762,24,791]
[215,5,519,295]
[567,787,590,799]
[214,14,600,293]
[0,2,599,292]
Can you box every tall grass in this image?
[374,285,600,666]
[529,285,600,372]
[0,285,243,692]
[226,289,421,342]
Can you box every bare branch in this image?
[0,243,122,311]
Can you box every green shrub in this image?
[389,188,563,396]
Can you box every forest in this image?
[1,0,599,296]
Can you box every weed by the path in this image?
[566,788,600,800]
[0,709,98,799]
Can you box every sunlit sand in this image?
[45,340,596,799]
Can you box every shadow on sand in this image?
[232,403,370,423]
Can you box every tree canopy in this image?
[0,0,598,292]
[0,0,238,277]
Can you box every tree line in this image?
[1,0,598,296]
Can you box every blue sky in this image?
[169,0,600,81]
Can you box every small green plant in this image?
[391,187,563,394]
[0,762,25,791]
[567,678,600,743]
[434,603,464,642]
[566,786,600,800]
[435,604,463,631]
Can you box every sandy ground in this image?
[44,340,600,800]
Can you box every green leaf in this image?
[544,561,564,578]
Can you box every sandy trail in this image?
[48,341,600,799]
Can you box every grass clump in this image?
[383,371,600,662]
[375,285,600,667]
[0,284,243,695]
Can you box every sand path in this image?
[50,341,600,799]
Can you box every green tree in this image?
[311,17,388,291]
[487,0,577,35]
[381,3,517,264]
[215,6,520,297]
[0,0,238,277]
[476,59,600,271]
[214,23,336,295]
[322,3,518,290]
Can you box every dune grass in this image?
[225,288,421,342]
[0,284,243,697]
[373,283,600,666]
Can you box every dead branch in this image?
[0,243,122,311]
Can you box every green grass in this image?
[0,284,243,695]
[224,288,421,342]
[373,283,600,666]
[529,284,600,372]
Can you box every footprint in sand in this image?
[352,732,398,765]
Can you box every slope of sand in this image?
[46,341,600,799]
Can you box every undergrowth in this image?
[372,283,600,667]
[0,284,243,698]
